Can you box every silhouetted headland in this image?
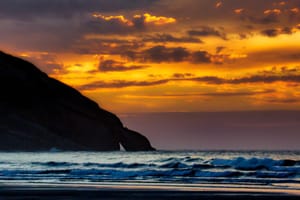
[0,51,155,151]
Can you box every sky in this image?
[2,0,300,114]
[1,0,300,150]
[120,111,300,150]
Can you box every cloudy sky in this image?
[2,0,300,113]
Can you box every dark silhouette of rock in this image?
[120,128,155,151]
[0,51,155,151]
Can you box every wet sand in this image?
[0,183,299,200]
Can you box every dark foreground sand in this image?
[0,184,299,200]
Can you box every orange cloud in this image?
[264,9,281,15]
[92,13,134,26]
[279,1,286,6]
[234,8,244,15]
[273,1,286,7]
[134,13,176,26]
[290,7,299,14]
[215,1,222,8]
[93,13,176,27]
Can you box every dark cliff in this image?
[0,51,155,151]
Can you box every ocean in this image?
[0,151,299,190]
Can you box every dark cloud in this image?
[261,29,281,37]
[187,26,227,40]
[145,46,190,62]
[0,0,158,20]
[124,45,226,64]
[288,54,300,60]
[142,33,202,43]
[240,13,280,25]
[257,66,300,76]
[99,59,147,72]
[79,74,300,90]
[216,46,226,54]
[172,73,194,78]
[78,79,169,90]
[132,14,146,29]
[126,45,190,63]
[191,51,211,63]
[184,74,300,85]
[190,76,225,84]
[228,75,300,84]
[264,98,300,104]
[261,27,293,37]
[199,89,275,97]
[152,89,275,97]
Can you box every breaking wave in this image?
[0,151,299,187]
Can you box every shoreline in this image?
[0,183,299,200]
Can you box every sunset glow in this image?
[2,0,300,113]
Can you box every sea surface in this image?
[0,151,299,190]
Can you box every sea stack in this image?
[0,51,155,151]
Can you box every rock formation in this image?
[0,51,155,151]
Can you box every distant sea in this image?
[0,151,299,190]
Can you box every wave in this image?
[28,157,300,170]
[31,161,78,167]
[82,162,152,168]
[211,157,300,170]
[0,155,299,186]
[1,168,299,186]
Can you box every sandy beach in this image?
[0,183,299,200]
